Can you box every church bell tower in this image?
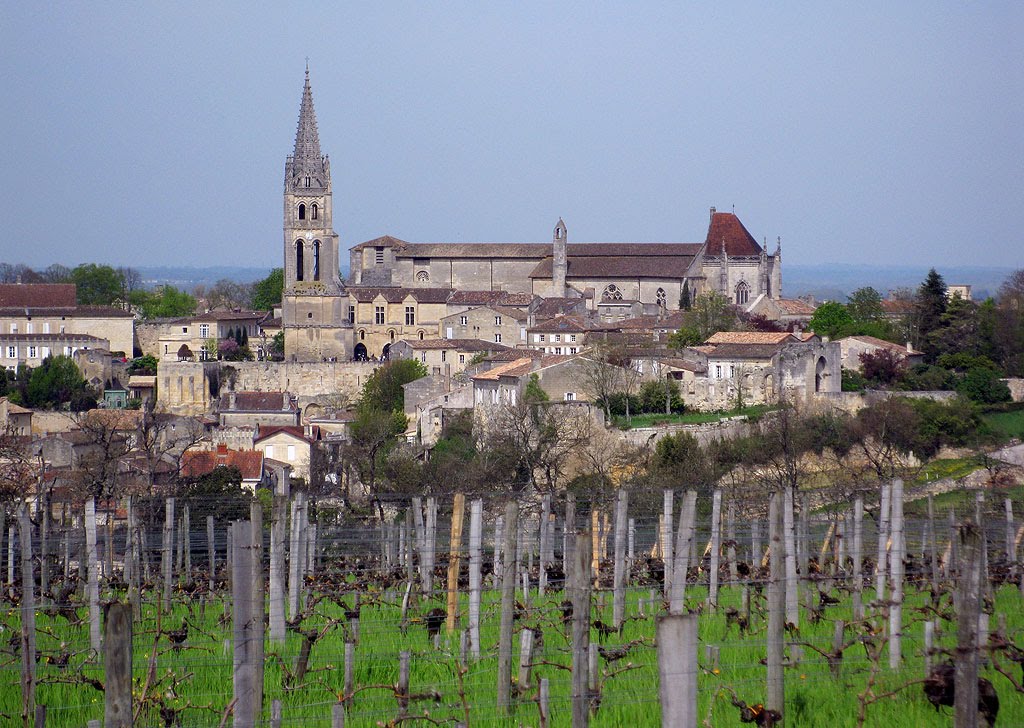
[281,67,350,361]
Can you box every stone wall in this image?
[1004,378,1024,403]
[814,388,958,414]
[618,417,758,448]
[228,360,381,413]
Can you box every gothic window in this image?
[311,203,319,220]
[656,288,667,309]
[313,241,321,281]
[602,284,623,301]
[735,281,750,305]
[295,241,304,281]
[348,306,355,324]
[298,203,306,220]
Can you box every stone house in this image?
[471,354,598,406]
[145,310,267,362]
[390,338,510,376]
[836,335,923,373]
[348,287,452,361]
[252,424,322,484]
[745,296,817,326]
[181,444,267,491]
[0,397,32,436]
[439,305,528,346]
[527,316,589,355]
[1,333,109,372]
[219,391,300,428]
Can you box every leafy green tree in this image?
[809,301,854,339]
[523,373,549,403]
[71,264,125,306]
[841,368,867,392]
[667,326,702,349]
[691,291,736,340]
[638,378,683,414]
[128,355,159,375]
[898,364,954,391]
[132,285,196,319]
[177,466,252,522]
[25,355,94,410]
[994,269,1024,376]
[651,431,719,495]
[358,359,428,413]
[956,367,1011,404]
[846,287,884,324]
[251,268,284,311]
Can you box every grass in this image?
[984,406,1024,440]
[5,575,1023,727]
[912,457,984,485]
[613,404,778,429]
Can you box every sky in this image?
[1,3,1022,273]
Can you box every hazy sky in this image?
[2,3,1022,272]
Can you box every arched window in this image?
[602,284,623,301]
[418,330,425,340]
[735,281,750,305]
[298,203,306,220]
[358,329,365,341]
[313,241,321,281]
[389,330,396,341]
[295,241,304,281]
[656,288,667,309]
[311,203,319,220]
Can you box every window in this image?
[405,306,415,325]
[495,315,502,326]
[265,445,274,459]
[305,176,311,187]
[602,284,623,300]
[375,306,385,325]
[729,365,735,377]
[416,270,429,282]
[6,346,15,358]
[9,324,16,333]
[656,288,667,309]
[375,247,385,265]
[28,346,37,358]
[536,334,545,342]
[298,203,306,220]
[181,327,188,334]
[311,203,318,220]
[287,445,296,461]
[296,241,304,281]
[459,354,465,363]
[735,281,750,305]
[358,329,365,340]
[569,334,576,342]
[421,352,426,363]
[199,324,210,338]
[43,323,50,334]
[59,325,65,334]
[348,306,355,324]
[715,365,722,378]
[26,323,32,334]
[569,347,578,354]
[441,350,446,362]
[554,334,561,342]
[313,241,320,280]
[460,316,468,325]
[418,331,424,340]
[564,392,576,401]
[494,333,502,343]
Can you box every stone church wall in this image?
[228,360,381,406]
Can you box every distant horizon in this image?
[2,5,1022,271]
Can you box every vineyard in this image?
[3,484,1023,727]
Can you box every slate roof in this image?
[0,333,107,344]
[446,290,535,307]
[192,310,267,322]
[0,284,76,307]
[705,211,764,256]
[529,250,700,279]
[528,315,591,334]
[531,298,588,318]
[225,392,296,411]
[400,338,510,352]
[348,287,454,304]
[254,425,321,443]
[0,306,133,318]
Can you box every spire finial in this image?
[293,66,322,167]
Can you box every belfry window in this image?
[295,241,304,281]
[311,203,319,220]
[298,203,306,220]
[313,241,321,281]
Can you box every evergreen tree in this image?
[914,268,947,361]
[679,281,692,310]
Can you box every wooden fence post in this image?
[612,489,628,628]
[766,491,785,718]
[662,490,674,597]
[852,495,864,621]
[571,529,593,728]
[232,521,257,728]
[85,498,101,651]
[782,488,799,628]
[656,613,698,728]
[708,488,723,609]
[874,484,891,601]
[955,520,983,728]
[103,602,133,728]
[249,501,265,720]
[888,478,905,669]
[669,491,697,615]
[496,501,519,713]
[269,495,287,645]
[468,499,483,661]
[19,507,36,725]
[162,497,175,614]
[446,493,466,634]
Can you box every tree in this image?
[132,285,196,319]
[358,359,428,413]
[956,367,1011,404]
[40,264,72,283]
[690,291,736,340]
[523,373,549,403]
[679,281,692,311]
[846,287,884,324]
[651,431,719,495]
[128,355,159,375]
[347,408,409,519]
[853,398,924,480]
[858,349,906,386]
[178,466,252,522]
[809,301,854,339]
[251,268,284,311]
[202,278,250,311]
[24,355,94,410]
[71,263,124,306]
[913,269,948,361]
[994,269,1024,376]
[638,378,683,414]
[926,293,980,362]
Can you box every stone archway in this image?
[353,343,368,361]
[382,343,391,361]
[814,357,827,392]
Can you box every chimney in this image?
[709,206,716,222]
[283,392,290,409]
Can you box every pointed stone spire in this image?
[293,66,322,167]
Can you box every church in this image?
[281,71,783,362]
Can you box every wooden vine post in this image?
[955,520,983,728]
[19,506,36,726]
[766,490,785,718]
[496,501,519,713]
[446,493,466,634]
[103,602,133,728]
[571,529,593,728]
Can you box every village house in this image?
[218,391,300,428]
[181,444,267,491]
[348,287,451,361]
[439,305,528,346]
[390,338,510,375]
[836,335,924,373]
[527,316,589,355]
[252,424,322,484]
[142,309,268,362]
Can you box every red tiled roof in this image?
[774,298,816,315]
[0,284,76,307]
[705,331,798,345]
[528,315,591,334]
[705,212,763,257]
[181,448,264,481]
[0,306,132,318]
[254,425,321,443]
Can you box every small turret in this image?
[552,218,567,298]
